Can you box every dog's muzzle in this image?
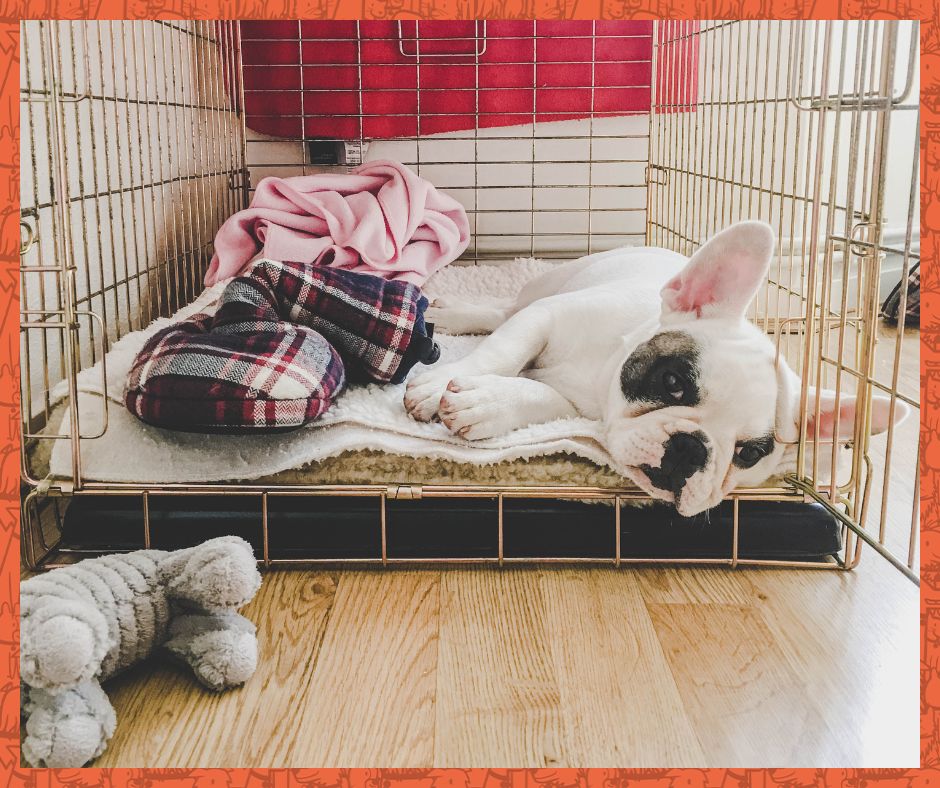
[640,431,710,498]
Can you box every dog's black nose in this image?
[640,431,710,495]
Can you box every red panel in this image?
[484,34,533,64]
[242,65,302,91]
[479,88,533,115]
[422,115,475,134]
[237,20,663,140]
[362,89,418,116]
[241,39,298,65]
[485,20,534,36]
[399,20,481,56]
[419,64,475,90]
[536,20,593,36]
[262,116,303,137]
[303,90,360,116]
[244,91,300,116]
[413,19,476,35]
[595,20,653,35]
[595,36,653,61]
[359,37,402,65]
[594,86,651,113]
[537,62,592,88]
[240,20,298,39]
[362,65,417,90]
[423,90,475,116]
[302,40,356,64]
[479,64,532,89]
[595,61,651,87]
[536,88,592,114]
[303,65,359,90]
[363,115,418,137]
[480,113,532,129]
[305,116,359,138]
[536,35,593,62]
[358,20,398,37]
[299,20,357,38]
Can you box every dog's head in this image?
[604,221,909,516]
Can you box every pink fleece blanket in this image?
[205,160,471,287]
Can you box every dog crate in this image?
[19,19,920,581]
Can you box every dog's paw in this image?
[425,297,508,335]
[424,301,459,334]
[404,366,459,422]
[438,375,516,440]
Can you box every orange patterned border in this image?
[0,0,936,781]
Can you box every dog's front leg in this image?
[404,305,551,422]
[439,375,577,439]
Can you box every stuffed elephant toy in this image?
[20,535,262,767]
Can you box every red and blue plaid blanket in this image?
[248,259,435,385]
[125,260,438,433]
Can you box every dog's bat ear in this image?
[804,386,911,440]
[660,221,774,322]
[774,360,909,447]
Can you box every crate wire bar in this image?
[648,20,919,581]
[18,20,920,582]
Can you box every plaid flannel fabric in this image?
[125,259,437,433]
[125,271,345,432]
[251,259,435,384]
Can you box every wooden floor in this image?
[34,327,922,768]
[29,326,922,769]
[92,557,919,768]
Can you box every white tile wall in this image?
[245,113,651,258]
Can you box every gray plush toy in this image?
[20,535,262,768]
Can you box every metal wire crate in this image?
[19,19,921,581]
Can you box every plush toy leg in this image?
[158,536,261,611]
[21,682,116,768]
[162,610,258,691]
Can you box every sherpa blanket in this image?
[47,258,614,484]
[204,160,471,287]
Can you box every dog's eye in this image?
[734,443,765,468]
[661,370,685,401]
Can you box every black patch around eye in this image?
[620,331,701,407]
[733,433,775,469]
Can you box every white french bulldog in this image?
[404,221,909,516]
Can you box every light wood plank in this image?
[213,570,340,765]
[59,562,917,768]
[96,570,339,767]
[749,564,920,766]
[292,570,440,766]
[647,601,853,766]
[434,568,565,767]
[539,567,705,766]
[636,566,758,607]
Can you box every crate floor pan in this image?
[42,495,845,568]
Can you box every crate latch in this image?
[34,477,73,497]
[386,484,423,500]
[645,165,669,186]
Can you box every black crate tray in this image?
[59,495,842,563]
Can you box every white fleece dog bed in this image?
[46,258,622,485]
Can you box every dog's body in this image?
[405,222,907,515]
[426,246,687,421]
